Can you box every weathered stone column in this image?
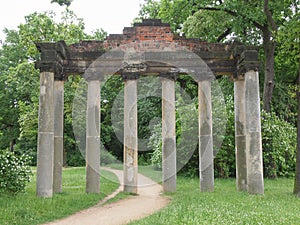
[245,70,264,194]
[53,80,64,193]
[123,74,138,194]
[86,79,101,193]
[234,77,247,191]
[161,75,176,192]
[198,80,214,192]
[37,72,55,197]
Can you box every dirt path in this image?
[44,168,170,225]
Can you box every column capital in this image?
[35,61,64,80]
[122,72,140,81]
[233,74,245,81]
[159,71,178,81]
[35,41,68,81]
[85,73,106,82]
[236,50,260,77]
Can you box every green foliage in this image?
[51,0,73,7]
[148,77,229,177]
[262,110,297,178]
[148,76,297,178]
[0,150,32,194]
[145,0,298,43]
[276,10,300,81]
[183,10,233,42]
[175,97,198,176]
[100,76,124,160]
[214,95,235,178]
[138,0,299,114]
[138,0,161,19]
[214,96,297,179]
[66,149,85,167]
[0,10,107,165]
[148,122,162,170]
[100,150,118,165]
[271,81,298,125]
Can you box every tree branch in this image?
[198,6,265,31]
[264,0,278,31]
[217,27,232,42]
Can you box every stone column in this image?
[123,75,138,194]
[245,70,264,194]
[86,79,101,193]
[198,80,214,192]
[161,76,176,192]
[53,80,64,193]
[37,72,55,197]
[234,78,247,191]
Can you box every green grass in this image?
[0,167,120,225]
[137,165,162,183]
[102,192,132,205]
[106,163,163,184]
[129,177,300,225]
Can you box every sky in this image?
[0,0,144,41]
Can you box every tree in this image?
[51,0,73,7]
[273,5,300,194]
[139,0,300,112]
[295,60,300,197]
[282,11,300,196]
[0,10,106,164]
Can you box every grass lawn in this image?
[107,163,163,184]
[0,167,119,225]
[129,177,300,225]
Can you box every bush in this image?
[66,148,85,167]
[0,150,32,194]
[214,95,235,178]
[148,94,297,178]
[261,111,296,178]
[148,122,162,170]
[66,147,118,167]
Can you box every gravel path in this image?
[44,168,169,225]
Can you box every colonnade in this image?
[36,68,263,197]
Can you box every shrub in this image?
[148,123,162,170]
[0,150,32,194]
[261,111,296,178]
[66,147,118,167]
[148,94,297,178]
[214,95,235,178]
[66,148,85,167]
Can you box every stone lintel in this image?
[68,51,105,61]
[123,62,147,74]
[240,50,258,62]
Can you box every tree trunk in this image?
[294,60,300,197]
[9,139,16,152]
[262,27,276,113]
